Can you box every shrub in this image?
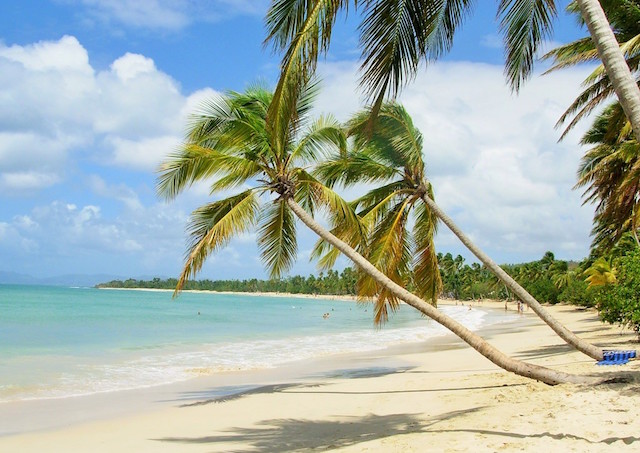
[595,249,640,339]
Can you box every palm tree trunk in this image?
[419,193,604,361]
[286,197,600,385]
[575,0,640,143]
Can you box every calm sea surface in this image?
[0,285,504,403]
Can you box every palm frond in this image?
[314,150,399,187]
[264,0,347,154]
[157,144,261,200]
[258,198,298,279]
[358,0,473,115]
[289,114,346,165]
[413,190,442,303]
[498,0,557,92]
[541,37,599,72]
[362,197,414,324]
[176,190,260,294]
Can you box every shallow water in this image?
[0,285,507,402]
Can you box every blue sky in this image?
[0,1,600,283]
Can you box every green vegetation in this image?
[593,249,640,339]
[97,268,357,296]
[97,251,599,309]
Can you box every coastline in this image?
[98,286,364,301]
[2,301,638,452]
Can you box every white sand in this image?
[1,300,638,452]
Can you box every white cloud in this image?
[88,175,143,211]
[108,135,182,171]
[0,35,93,73]
[110,52,156,81]
[0,171,62,192]
[73,0,268,30]
[0,36,204,191]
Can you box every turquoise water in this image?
[0,285,497,402]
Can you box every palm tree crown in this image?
[314,102,442,322]
[157,84,353,293]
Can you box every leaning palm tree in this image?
[158,85,596,384]
[313,103,443,324]
[316,102,603,360]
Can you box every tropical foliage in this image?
[594,248,640,339]
[97,268,357,295]
[575,104,640,252]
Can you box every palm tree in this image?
[158,85,596,385]
[575,104,640,252]
[584,256,617,288]
[316,102,603,359]
[265,0,640,145]
[543,0,640,139]
[573,0,640,142]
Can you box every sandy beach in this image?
[1,299,639,452]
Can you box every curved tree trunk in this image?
[286,197,600,385]
[576,0,640,143]
[419,194,603,361]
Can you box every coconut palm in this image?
[315,102,603,360]
[575,103,640,252]
[543,1,640,138]
[158,86,595,385]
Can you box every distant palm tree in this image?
[315,102,603,360]
[158,86,593,385]
[584,257,617,288]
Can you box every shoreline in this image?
[97,286,364,301]
[2,302,639,451]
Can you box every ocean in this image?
[0,285,509,403]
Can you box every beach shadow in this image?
[308,365,414,380]
[174,383,313,407]
[513,343,575,360]
[282,383,526,396]
[154,408,484,452]
[170,366,415,407]
[426,428,640,447]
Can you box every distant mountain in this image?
[0,271,126,287]
[0,271,38,285]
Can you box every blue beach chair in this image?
[596,350,637,366]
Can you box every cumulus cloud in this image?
[0,36,216,193]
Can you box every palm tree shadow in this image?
[427,428,640,446]
[153,409,482,452]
